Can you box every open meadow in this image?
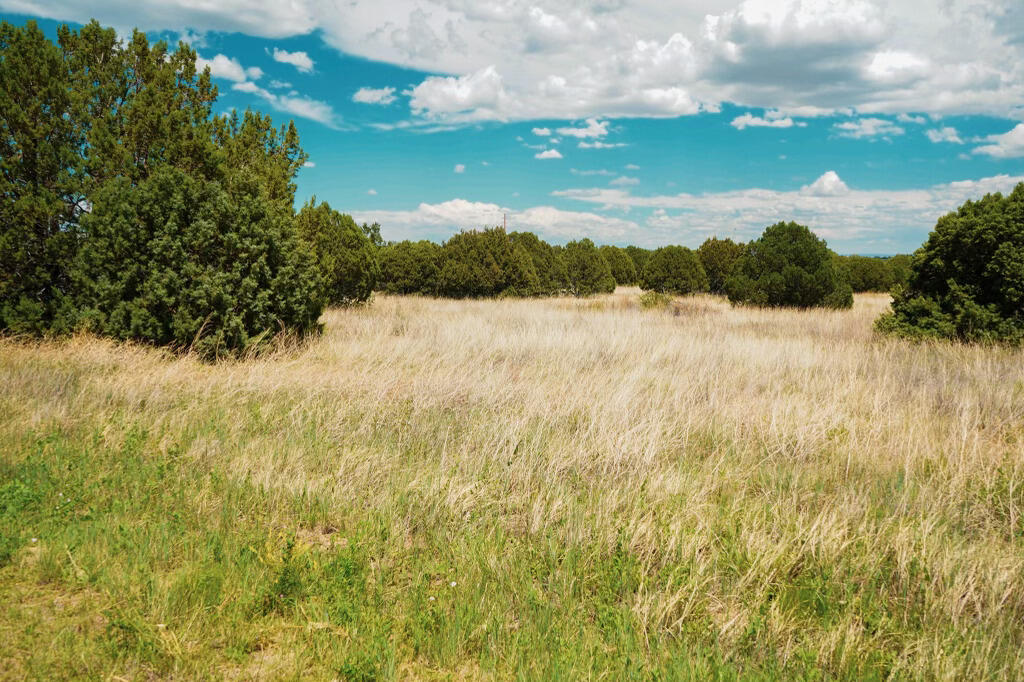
[1,289,1023,680]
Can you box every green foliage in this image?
[599,245,638,286]
[0,19,326,353]
[510,231,568,295]
[697,238,745,294]
[563,238,616,296]
[623,246,651,276]
[835,254,905,293]
[378,241,443,295]
[640,245,709,295]
[436,228,540,298]
[74,167,323,358]
[726,222,853,309]
[877,184,1024,343]
[295,198,378,306]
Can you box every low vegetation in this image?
[2,291,1022,679]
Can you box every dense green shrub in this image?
[563,239,615,296]
[436,228,539,298]
[726,222,853,309]
[599,245,639,286]
[295,198,378,305]
[876,185,1024,343]
[378,241,443,295]
[510,231,568,295]
[0,19,336,354]
[697,238,744,294]
[640,246,708,294]
[624,246,651,277]
[835,255,897,293]
[74,167,323,357]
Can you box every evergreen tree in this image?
[599,245,639,286]
[726,222,853,309]
[563,238,615,296]
[640,246,708,294]
[295,198,378,305]
[697,237,744,294]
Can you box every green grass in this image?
[1,293,1023,679]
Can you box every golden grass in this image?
[2,289,1023,679]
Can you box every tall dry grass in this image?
[1,289,1022,679]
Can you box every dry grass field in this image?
[1,289,1023,679]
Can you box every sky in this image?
[3,1,1024,254]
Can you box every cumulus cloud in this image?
[353,86,397,105]
[579,141,626,149]
[196,54,262,82]
[833,117,904,139]
[367,188,378,195]
[407,65,510,122]
[12,0,1024,122]
[972,123,1024,158]
[926,127,964,144]
[571,168,615,176]
[556,119,609,139]
[552,172,1024,251]
[302,161,315,168]
[731,112,807,129]
[535,149,563,159]
[453,163,466,173]
[801,171,849,196]
[532,127,552,136]
[271,47,314,73]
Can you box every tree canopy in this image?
[640,246,709,295]
[876,184,1024,343]
[0,19,341,355]
[726,222,853,309]
[698,238,744,294]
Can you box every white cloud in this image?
[231,81,338,128]
[196,54,261,82]
[353,86,397,105]
[571,168,614,176]
[13,0,1024,122]
[350,199,637,243]
[302,161,315,168]
[532,127,551,136]
[271,47,314,73]
[579,141,626,149]
[367,188,378,195]
[268,79,292,89]
[610,176,640,186]
[625,164,641,170]
[454,164,466,173]
[552,172,1024,250]
[973,123,1024,158]
[731,112,805,130]
[801,171,849,197]
[556,119,609,139]
[535,149,563,159]
[925,127,964,144]
[833,118,904,139]
[407,65,510,122]
[898,113,928,124]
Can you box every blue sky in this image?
[4,1,1024,254]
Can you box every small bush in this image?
[640,245,708,295]
[726,222,852,309]
[638,291,672,309]
[876,184,1024,343]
